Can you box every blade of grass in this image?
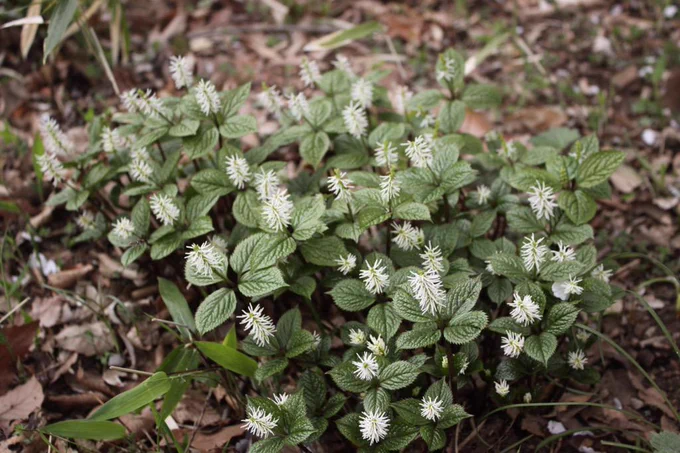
[536,427,617,451]
[600,441,651,452]
[576,323,680,422]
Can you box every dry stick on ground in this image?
[455,418,487,451]
[187,388,213,449]
[187,23,337,39]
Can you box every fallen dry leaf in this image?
[0,376,43,422]
[54,322,116,356]
[47,264,94,289]
[172,425,246,451]
[460,109,492,138]
[0,322,38,394]
[610,165,643,194]
[507,106,567,132]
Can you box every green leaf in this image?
[558,190,597,225]
[233,190,261,228]
[382,419,419,450]
[90,372,171,420]
[183,126,219,159]
[255,357,289,381]
[186,194,219,219]
[576,151,625,188]
[291,195,326,241]
[444,311,488,344]
[131,198,151,235]
[524,332,558,366]
[421,425,446,451]
[392,399,428,425]
[329,279,375,312]
[392,202,431,221]
[44,0,78,59]
[539,260,583,282]
[250,234,296,271]
[195,289,236,335]
[285,416,316,446]
[531,127,580,150]
[121,244,148,267]
[323,394,347,418]
[300,236,347,267]
[407,89,445,111]
[650,431,680,453]
[367,303,401,339]
[300,131,330,167]
[506,206,544,233]
[487,253,527,279]
[290,276,316,300]
[194,341,258,376]
[438,100,466,134]
[379,361,420,390]
[392,288,431,322]
[250,437,285,453]
[487,317,530,336]
[462,84,502,109]
[286,330,317,358]
[191,169,233,196]
[550,222,593,245]
[306,99,333,127]
[336,413,364,446]
[41,420,126,441]
[364,387,391,413]
[313,21,382,49]
[469,210,496,237]
[222,82,251,118]
[231,232,266,274]
[181,216,214,240]
[219,115,257,138]
[425,379,453,406]
[158,277,196,337]
[169,119,200,137]
[437,404,471,429]
[508,168,560,192]
[545,303,580,335]
[329,362,371,393]
[396,327,441,349]
[239,266,287,297]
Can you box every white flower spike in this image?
[112,218,135,240]
[37,152,65,186]
[76,211,95,230]
[287,92,310,121]
[508,292,542,326]
[195,79,221,116]
[591,264,613,283]
[391,221,421,251]
[342,101,368,138]
[476,185,491,205]
[261,187,294,232]
[101,127,123,153]
[359,410,390,445]
[521,233,549,272]
[409,269,445,315]
[129,159,153,184]
[150,193,180,226]
[501,331,525,358]
[367,334,387,356]
[225,155,251,189]
[327,170,353,202]
[374,141,398,168]
[528,181,558,221]
[348,328,366,346]
[391,85,412,115]
[272,393,289,406]
[351,78,374,108]
[353,352,378,380]
[186,242,223,277]
[420,396,444,421]
[299,57,321,87]
[254,169,280,201]
[258,85,284,115]
[403,136,433,168]
[39,114,72,155]
[333,54,355,78]
[379,172,400,203]
[169,55,194,89]
[238,304,276,347]
[552,275,583,301]
[495,379,510,397]
[551,242,576,263]
[420,242,444,274]
[568,349,588,370]
[359,259,389,295]
[335,254,357,275]
[241,406,278,439]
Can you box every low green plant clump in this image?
[35,49,625,451]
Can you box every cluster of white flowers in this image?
[333,54,355,78]
[129,158,153,184]
[348,328,366,345]
[418,112,435,129]
[359,410,389,445]
[403,136,433,168]
[241,406,278,439]
[272,393,289,406]
[351,78,374,108]
[359,259,389,294]
[391,221,423,251]
[367,334,387,356]
[195,79,222,116]
[501,331,525,358]
[327,170,353,202]
[169,55,194,89]
[353,351,378,380]
[335,254,357,275]
[130,147,149,161]
[420,396,444,421]
[37,151,65,186]
[476,185,491,205]
[528,181,558,220]
[112,217,135,240]
[150,193,180,226]
[238,304,276,346]
[458,356,469,375]
[591,264,612,283]
[101,126,124,153]
[420,242,444,274]
[299,57,321,87]
[254,169,280,201]
[391,85,412,115]
[374,141,398,168]
[76,211,95,230]
[409,269,445,315]
[40,114,72,155]
[436,54,461,83]
[551,242,576,263]
[225,155,251,189]
[185,242,223,277]
[258,85,284,116]
[287,92,310,121]
[121,88,164,118]
[568,349,588,370]
[342,101,368,138]
[495,379,510,397]
[552,275,583,301]
[379,172,400,203]
[508,292,542,326]
[499,140,518,160]
[261,187,294,232]
[520,233,549,272]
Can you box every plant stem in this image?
[156,142,167,160]
[444,339,456,397]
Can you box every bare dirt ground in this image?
[0,0,679,451]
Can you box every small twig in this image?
[109,366,153,376]
[0,297,30,325]
[187,388,213,449]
